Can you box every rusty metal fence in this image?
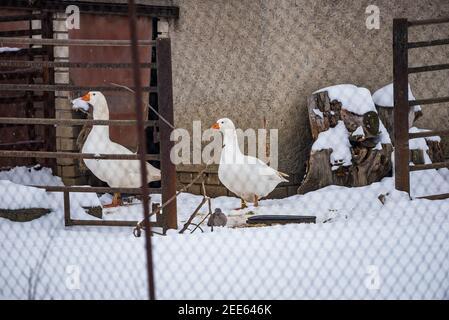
[1,2,449,301]
[394,17,449,199]
[0,0,178,299]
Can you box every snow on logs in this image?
[298,85,393,194]
[373,83,444,164]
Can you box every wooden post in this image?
[157,37,178,230]
[393,18,410,194]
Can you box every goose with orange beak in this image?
[72,91,161,208]
[212,118,288,209]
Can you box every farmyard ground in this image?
[1,166,449,299]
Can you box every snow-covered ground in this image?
[1,165,449,299]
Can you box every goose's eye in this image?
[92,93,96,96]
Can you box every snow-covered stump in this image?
[372,83,445,164]
[299,85,393,194]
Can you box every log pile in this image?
[298,91,393,194]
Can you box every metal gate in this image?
[393,17,449,199]
[0,9,55,170]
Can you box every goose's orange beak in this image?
[211,122,220,130]
[81,93,90,102]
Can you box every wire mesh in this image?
[1,3,449,301]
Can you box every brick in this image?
[56,126,79,138]
[62,177,85,186]
[267,186,288,199]
[55,109,77,119]
[55,72,69,84]
[178,172,193,184]
[205,173,220,185]
[61,165,80,178]
[186,184,201,195]
[53,20,67,32]
[55,98,72,110]
[54,46,68,58]
[58,137,77,151]
[205,185,228,198]
[57,158,76,166]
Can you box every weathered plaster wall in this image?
[159,0,449,177]
[82,0,449,195]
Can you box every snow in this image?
[372,83,422,112]
[409,127,441,143]
[71,97,90,112]
[312,121,352,168]
[1,165,449,299]
[0,166,101,213]
[352,126,364,137]
[0,165,63,187]
[313,108,324,118]
[0,180,52,210]
[0,47,20,53]
[379,120,392,144]
[315,84,376,115]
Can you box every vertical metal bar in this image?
[127,0,156,301]
[156,37,178,230]
[41,11,57,171]
[63,191,72,226]
[393,18,410,194]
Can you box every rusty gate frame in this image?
[0,0,180,300]
[393,17,449,200]
[0,5,178,227]
[0,3,178,230]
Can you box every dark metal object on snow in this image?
[247,215,316,225]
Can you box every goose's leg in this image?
[254,195,259,207]
[104,192,123,208]
[241,198,248,209]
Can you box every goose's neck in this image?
[90,100,110,140]
[221,128,243,162]
[91,124,110,140]
[92,101,109,121]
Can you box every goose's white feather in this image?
[73,92,161,188]
[215,118,288,202]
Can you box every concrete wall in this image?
[69,0,449,197]
[157,0,448,195]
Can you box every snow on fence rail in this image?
[393,17,449,200]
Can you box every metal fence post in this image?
[127,0,156,301]
[393,18,410,194]
[157,37,178,231]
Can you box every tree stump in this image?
[375,104,422,141]
[298,91,393,194]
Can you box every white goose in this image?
[212,118,288,208]
[72,92,161,207]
